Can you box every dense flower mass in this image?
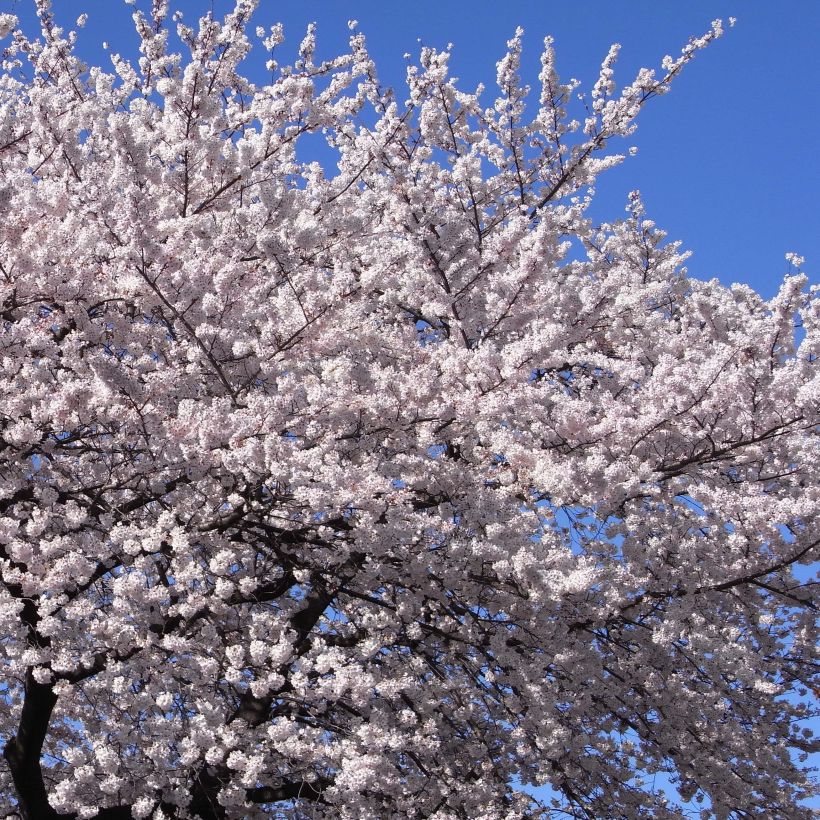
[0,2,817,818]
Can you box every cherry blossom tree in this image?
[0,2,817,818]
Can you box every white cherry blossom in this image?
[0,3,816,819]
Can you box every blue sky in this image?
[9,0,819,298]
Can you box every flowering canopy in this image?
[0,2,817,818]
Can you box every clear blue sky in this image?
[9,0,819,298]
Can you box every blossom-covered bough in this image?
[0,1,817,817]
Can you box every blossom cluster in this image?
[0,3,816,819]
